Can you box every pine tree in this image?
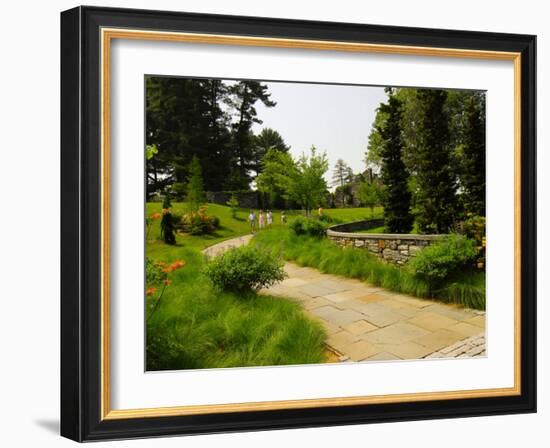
[414,89,458,233]
[378,93,414,233]
[186,156,206,211]
[460,93,486,216]
[332,159,353,207]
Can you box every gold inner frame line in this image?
[100,27,522,421]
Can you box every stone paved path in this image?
[203,234,486,362]
[203,234,255,258]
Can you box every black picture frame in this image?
[61,5,536,442]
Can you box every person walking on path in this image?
[248,210,257,233]
[267,210,273,229]
[281,211,287,225]
[258,210,265,230]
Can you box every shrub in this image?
[226,194,239,219]
[289,216,307,235]
[179,206,220,235]
[460,214,486,268]
[304,219,328,237]
[289,216,328,238]
[409,234,477,281]
[203,245,287,293]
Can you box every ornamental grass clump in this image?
[203,245,287,293]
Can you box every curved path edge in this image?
[202,234,486,363]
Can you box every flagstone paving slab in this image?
[412,328,466,352]
[362,322,431,345]
[407,312,460,332]
[203,234,486,363]
[343,320,379,336]
[448,322,485,337]
[345,340,382,361]
[366,352,402,361]
[464,315,486,328]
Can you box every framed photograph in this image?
[60,6,536,442]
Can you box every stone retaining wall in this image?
[327,220,446,265]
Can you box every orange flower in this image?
[163,279,172,286]
[169,260,186,271]
[146,287,157,296]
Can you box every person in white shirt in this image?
[267,210,273,229]
[248,210,256,233]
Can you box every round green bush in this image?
[203,245,287,293]
[289,216,327,238]
[409,234,477,281]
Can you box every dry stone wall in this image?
[326,220,446,265]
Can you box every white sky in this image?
[252,81,388,185]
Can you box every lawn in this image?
[323,206,383,223]
[145,202,383,255]
[145,202,329,370]
[253,227,486,310]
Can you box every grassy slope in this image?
[146,248,327,370]
[253,228,486,310]
[145,202,330,370]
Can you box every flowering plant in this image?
[145,257,186,319]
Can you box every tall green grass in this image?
[146,246,327,371]
[253,229,486,310]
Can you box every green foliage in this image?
[145,257,167,285]
[226,193,239,218]
[332,159,354,207]
[409,235,477,281]
[145,144,158,161]
[290,146,329,215]
[146,247,326,370]
[162,191,172,209]
[460,214,486,267]
[256,149,296,208]
[204,245,287,293]
[160,210,176,245]
[289,216,328,238]
[185,156,206,211]
[459,94,486,216]
[257,146,329,215]
[179,206,220,235]
[170,182,187,200]
[358,181,382,217]
[414,89,458,233]
[377,92,414,233]
[253,228,485,310]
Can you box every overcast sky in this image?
[252,81,388,186]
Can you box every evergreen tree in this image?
[251,128,290,177]
[185,156,206,211]
[227,81,276,185]
[460,93,486,216]
[378,92,414,233]
[332,159,353,207]
[414,89,458,233]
